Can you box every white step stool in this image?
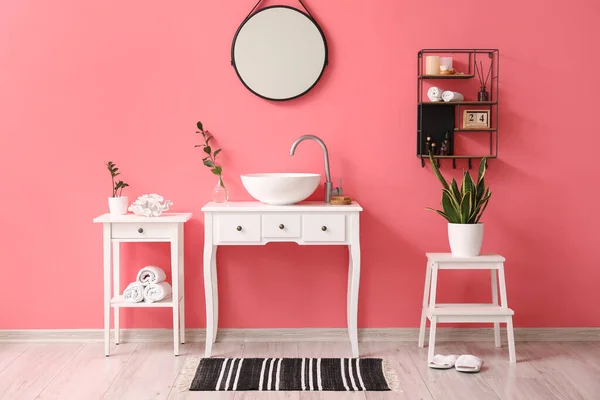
[418,253,516,363]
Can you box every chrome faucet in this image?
[290,135,342,203]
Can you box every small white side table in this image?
[418,253,516,363]
[93,212,192,356]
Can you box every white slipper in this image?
[428,354,458,369]
[455,355,483,373]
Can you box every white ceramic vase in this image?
[448,223,484,257]
[108,196,129,215]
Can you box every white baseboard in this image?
[0,328,599,343]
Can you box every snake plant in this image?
[426,153,491,224]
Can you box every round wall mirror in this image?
[232,6,328,101]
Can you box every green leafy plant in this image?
[194,121,224,187]
[426,153,491,224]
[106,161,129,197]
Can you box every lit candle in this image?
[425,56,440,75]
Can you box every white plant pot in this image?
[108,196,129,215]
[448,223,484,257]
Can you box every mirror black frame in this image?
[231,5,328,101]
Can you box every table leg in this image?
[507,317,516,363]
[426,263,439,354]
[204,213,215,357]
[170,236,180,356]
[347,214,361,358]
[418,261,432,347]
[498,262,515,362]
[211,246,218,344]
[491,268,500,347]
[347,247,352,343]
[428,316,438,363]
[103,224,112,357]
[498,263,509,308]
[178,224,185,344]
[428,263,439,310]
[204,246,215,356]
[113,241,120,345]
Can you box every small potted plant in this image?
[106,161,130,215]
[426,153,491,257]
[195,121,227,202]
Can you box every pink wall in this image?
[1,0,598,329]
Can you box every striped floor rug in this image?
[178,357,397,392]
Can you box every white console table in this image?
[201,201,363,358]
[93,212,192,356]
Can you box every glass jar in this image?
[478,87,489,101]
[212,175,228,203]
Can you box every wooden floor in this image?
[1,341,599,399]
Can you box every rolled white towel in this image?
[427,86,443,101]
[123,282,144,303]
[143,282,172,303]
[136,265,167,287]
[442,91,464,102]
[427,87,444,102]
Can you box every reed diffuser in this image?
[475,61,492,101]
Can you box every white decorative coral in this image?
[128,194,173,217]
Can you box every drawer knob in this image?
[321,226,327,231]
[137,228,144,234]
[279,224,285,230]
[236,226,242,231]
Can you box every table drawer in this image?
[111,223,171,239]
[262,214,301,238]
[302,214,346,242]
[215,214,261,243]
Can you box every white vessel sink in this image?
[241,173,321,205]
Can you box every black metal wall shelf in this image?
[418,101,497,106]
[417,48,500,169]
[422,154,497,169]
[454,128,497,132]
[419,74,475,80]
[427,155,497,159]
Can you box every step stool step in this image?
[428,306,514,317]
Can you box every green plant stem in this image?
[200,129,223,183]
[196,123,224,186]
